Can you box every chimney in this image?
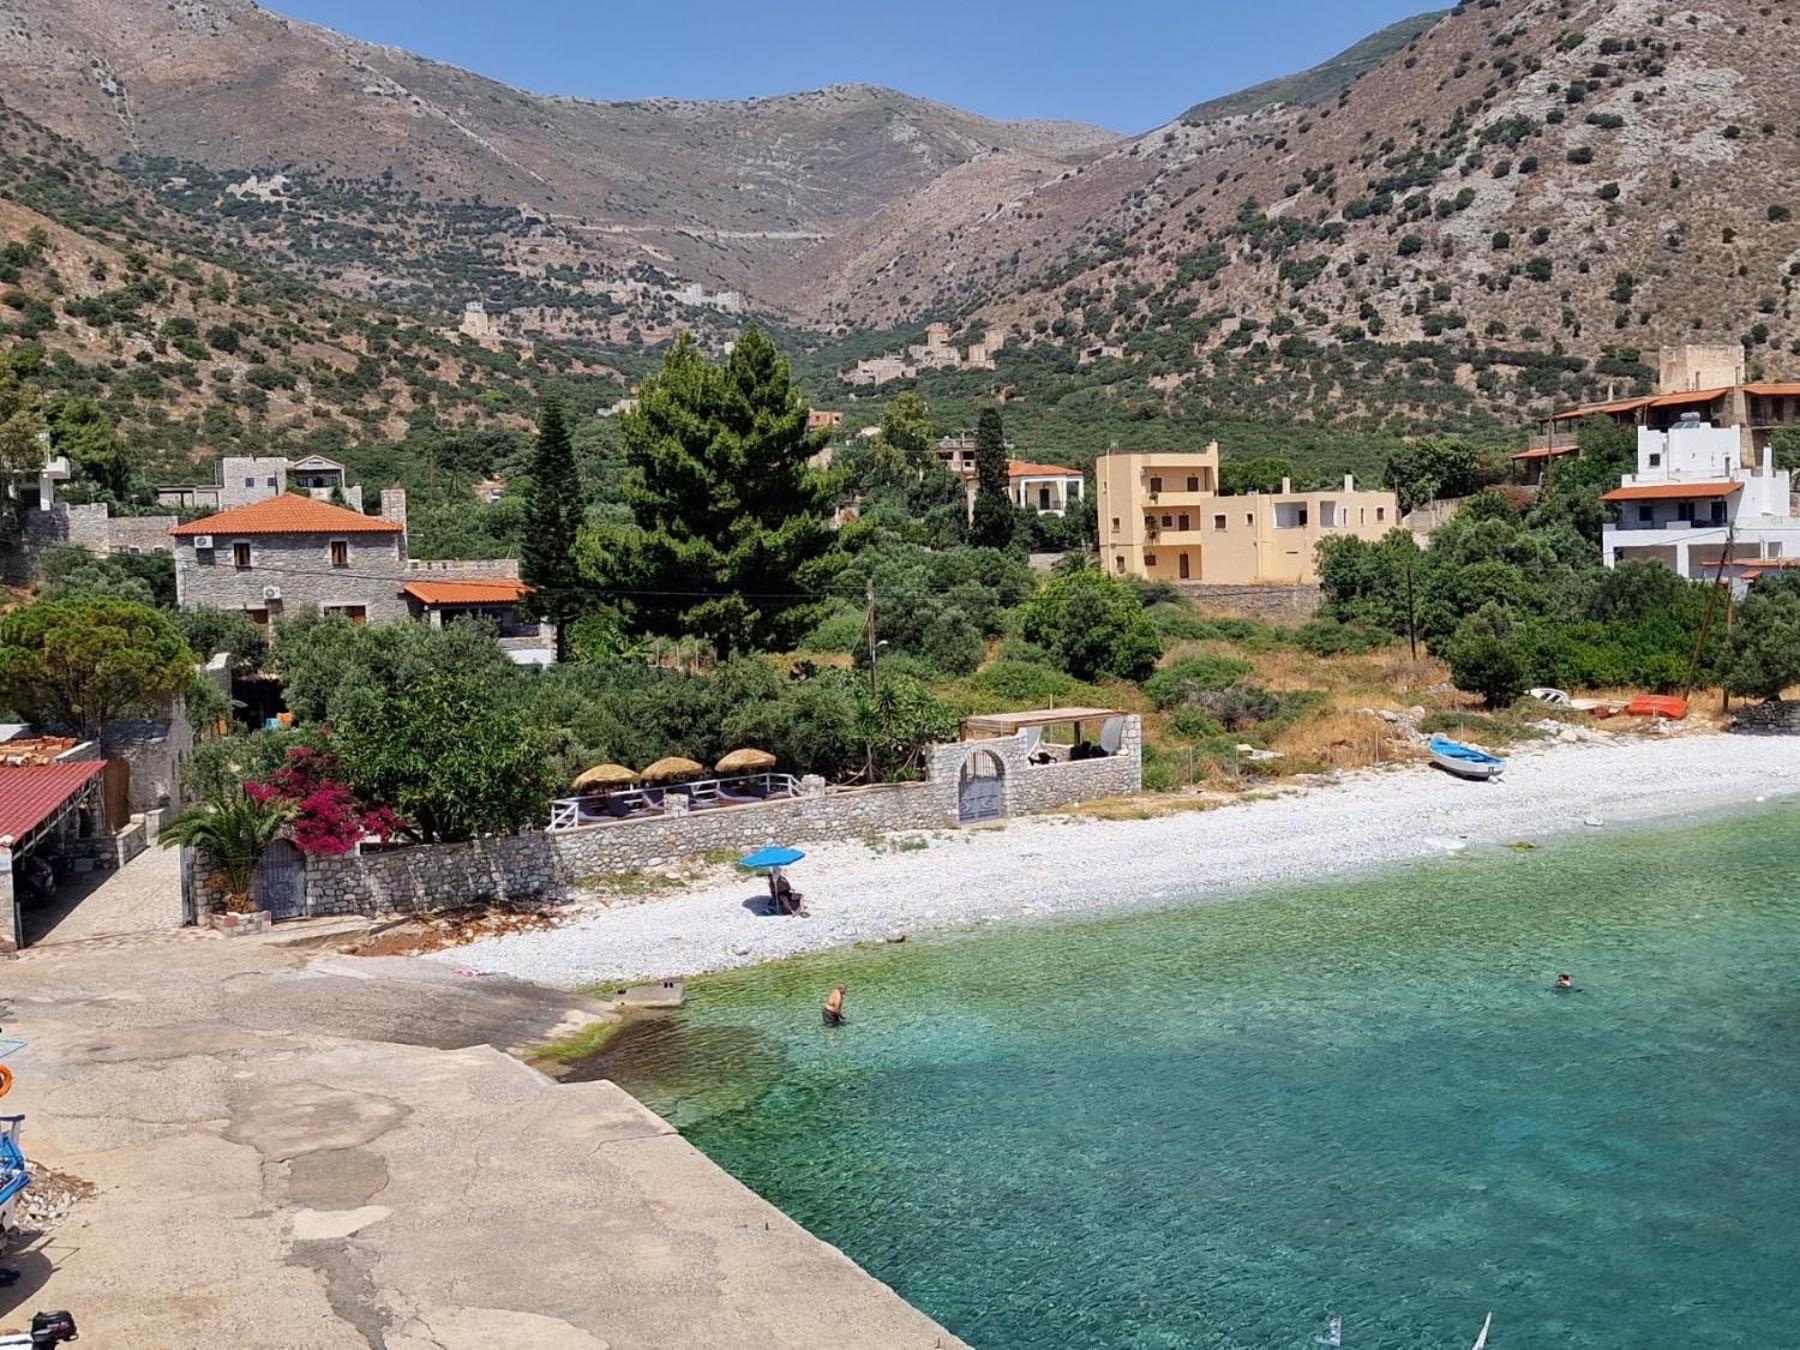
[1280,476,1293,494]
[380,486,407,532]
[1343,473,1355,491]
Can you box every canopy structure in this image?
[716,747,777,773]
[641,756,704,782]
[572,762,638,790]
[740,846,805,870]
[960,707,1125,739]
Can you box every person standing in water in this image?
[822,984,848,1027]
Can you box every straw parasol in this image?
[640,756,705,783]
[572,762,639,791]
[716,747,777,773]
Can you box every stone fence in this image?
[200,718,1143,922]
[1176,582,1321,620]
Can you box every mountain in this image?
[1179,11,1451,124]
[0,0,1114,336]
[0,97,622,478]
[1,0,1795,437]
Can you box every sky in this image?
[268,0,1433,134]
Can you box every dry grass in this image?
[1265,708,1422,770]
[1068,792,1238,822]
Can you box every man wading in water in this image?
[822,984,848,1028]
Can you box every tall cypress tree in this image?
[969,406,1014,549]
[583,327,833,658]
[521,393,583,661]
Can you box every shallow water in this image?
[604,807,1800,1349]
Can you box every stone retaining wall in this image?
[1176,581,1321,620]
[1730,699,1800,735]
[229,717,1145,922]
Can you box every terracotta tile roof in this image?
[0,759,106,846]
[0,736,81,767]
[1007,459,1082,479]
[1602,481,1743,502]
[171,495,402,537]
[1511,445,1580,460]
[1745,383,1800,398]
[1550,394,1654,422]
[401,579,531,606]
[1646,386,1731,408]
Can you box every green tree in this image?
[1219,456,1296,495]
[1020,568,1162,682]
[1445,602,1528,708]
[160,786,295,913]
[584,328,834,657]
[1383,437,1487,513]
[878,392,935,470]
[50,396,132,499]
[0,595,195,748]
[521,393,584,661]
[969,407,1014,549]
[334,669,556,843]
[1727,572,1800,701]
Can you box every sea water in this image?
[594,806,1800,1349]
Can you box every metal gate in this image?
[252,840,308,920]
[958,751,1005,824]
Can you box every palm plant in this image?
[160,785,295,913]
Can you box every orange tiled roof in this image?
[170,495,402,537]
[1745,383,1800,397]
[1007,459,1082,479]
[1601,481,1742,502]
[401,579,531,606]
[1549,394,1655,422]
[1646,386,1730,408]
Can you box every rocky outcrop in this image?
[1729,700,1800,736]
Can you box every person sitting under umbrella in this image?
[770,867,806,916]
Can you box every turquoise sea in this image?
[593,806,1800,1349]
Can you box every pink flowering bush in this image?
[246,745,407,856]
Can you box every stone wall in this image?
[407,557,523,579]
[15,505,178,575]
[249,717,1144,921]
[174,531,412,622]
[1176,581,1321,620]
[1730,699,1800,735]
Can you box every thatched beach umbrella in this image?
[641,756,705,783]
[716,747,777,773]
[572,762,638,791]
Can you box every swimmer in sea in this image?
[1554,973,1575,991]
[823,984,848,1028]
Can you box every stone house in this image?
[155,454,364,512]
[170,490,414,628]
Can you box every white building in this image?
[1601,416,1799,587]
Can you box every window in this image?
[1038,487,1052,511]
[1186,476,1200,492]
[1161,514,1173,528]
[1648,452,1662,467]
[330,540,348,568]
[243,477,255,488]
[1148,476,1163,494]
[1677,501,1696,523]
[1111,517,1120,533]
[1376,507,1386,521]
[1710,501,1727,525]
[1213,513,1227,530]
[245,608,270,630]
[1114,556,1126,572]
[1144,554,1158,568]
[1177,514,1190,531]
[232,541,251,570]
[324,604,368,626]
[1638,504,1655,525]
[265,476,278,488]
[1245,512,1254,526]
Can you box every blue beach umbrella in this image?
[740,845,806,870]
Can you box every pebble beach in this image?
[436,732,1800,988]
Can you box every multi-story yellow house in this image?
[1094,443,1399,585]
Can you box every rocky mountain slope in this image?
[0,0,1113,335]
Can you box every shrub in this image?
[1167,708,1225,741]
[1446,604,1527,708]
[1020,570,1162,683]
[1143,656,1256,709]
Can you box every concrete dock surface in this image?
[0,939,964,1349]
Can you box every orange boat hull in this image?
[1624,695,1688,720]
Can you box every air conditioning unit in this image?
[191,535,214,550]
[261,585,282,601]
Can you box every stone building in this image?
[170,491,413,628]
[155,454,363,512]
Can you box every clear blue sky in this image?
[269,0,1433,133]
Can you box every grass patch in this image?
[1419,710,1551,745]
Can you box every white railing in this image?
[547,772,802,832]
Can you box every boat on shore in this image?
[1428,734,1505,781]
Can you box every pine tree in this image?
[584,327,834,658]
[969,406,1014,549]
[521,393,583,661]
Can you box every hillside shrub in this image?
[1143,656,1256,709]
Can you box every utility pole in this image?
[864,578,878,782]
[1404,551,1418,663]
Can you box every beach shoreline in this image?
[438,732,1800,988]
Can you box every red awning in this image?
[0,760,106,847]
[1601,481,1742,502]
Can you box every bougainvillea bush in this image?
[246,745,406,855]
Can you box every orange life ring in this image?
[0,1063,12,1099]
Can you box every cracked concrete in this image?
[0,936,964,1348]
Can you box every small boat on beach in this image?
[1428,734,1505,781]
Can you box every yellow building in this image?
[1094,444,1399,585]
